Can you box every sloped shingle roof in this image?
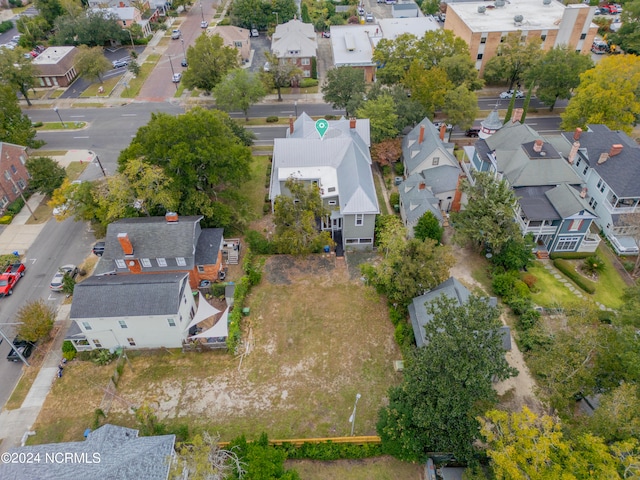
[402,118,459,176]
[399,172,442,224]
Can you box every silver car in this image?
[50,265,78,291]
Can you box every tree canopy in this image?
[0,48,38,106]
[561,55,640,134]
[54,10,125,47]
[610,0,640,55]
[26,157,66,196]
[230,0,297,29]
[378,295,516,462]
[262,52,302,101]
[322,67,366,116]
[214,69,265,120]
[183,34,239,93]
[74,45,113,83]
[450,172,522,254]
[16,299,56,343]
[0,85,42,148]
[482,33,543,89]
[356,94,399,144]
[413,211,443,243]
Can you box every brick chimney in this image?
[597,152,609,164]
[165,212,178,223]
[533,139,544,153]
[580,187,588,198]
[511,108,523,123]
[418,125,425,144]
[289,115,294,135]
[117,233,134,256]
[350,117,356,129]
[609,144,624,157]
[439,124,446,141]
[419,182,426,190]
[568,141,580,164]
[573,127,582,141]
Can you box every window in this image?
[583,165,588,175]
[19,155,26,165]
[541,34,547,41]
[328,187,336,192]
[328,200,337,206]
[122,20,127,26]
[555,236,581,252]
[597,179,602,189]
[589,198,598,209]
[4,171,9,181]
[346,238,358,244]
[168,318,176,327]
[476,53,483,60]
[234,41,243,47]
[127,338,136,346]
[93,339,102,348]
[17,179,26,190]
[576,158,581,168]
[568,219,584,231]
[301,58,310,65]
[82,322,92,330]
[480,37,487,44]
[580,33,586,40]
[0,196,7,208]
[119,320,128,329]
[115,259,126,269]
[432,157,440,166]
[355,214,364,226]
[10,165,17,174]
[599,182,605,193]
[141,258,152,268]
[197,265,205,273]
[359,238,372,244]
[176,257,186,266]
[303,70,310,77]
[157,257,167,267]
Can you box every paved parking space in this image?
[247,34,271,74]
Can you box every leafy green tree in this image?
[0,85,42,148]
[54,10,125,47]
[34,0,64,28]
[373,33,418,85]
[378,295,516,461]
[228,433,300,480]
[610,0,640,55]
[16,300,56,342]
[561,55,640,134]
[489,236,534,271]
[480,407,622,479]
[440,54,484,91]
[262,52,302,101]
[530,46,593,111]
[414,29,471,69]
[322,66,366,116]
[25,157,66,196]
[16,15,50,46]
[442,85,478,130]
[356,94,399,143]
[273,178,332,254]
[403,63,451,115]
[171,432,245,480]
[413,211,443,243]
[127,59,141,76]
[61,270,77,295]
[482,33,544,90]
[583,383,640,443]
[450,172,522,254]
[74,45,112,83]
[118,108,253,229]
[224,117,256,146]
[183,34,239,93]
[362,236,454,307]
[0,48,37,106]
[214,69,265,121]
[230,0,269,28]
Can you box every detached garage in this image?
[32,46,79,87]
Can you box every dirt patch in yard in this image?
[286,456,423,480]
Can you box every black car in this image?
[93,241,105,256]
[181,58,188,67]
[465,128,480,138]
[7,337,34,362]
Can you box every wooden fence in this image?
[218,435,381,448]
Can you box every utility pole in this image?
[0,323,29,367]
[5,171,36,220]
[94,154,107,177]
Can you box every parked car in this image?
[172,72,182,83]
[433,121,453,131]
[92,241,105,257]
[263,61,270,72]
[499,89,525,99]
[465,128,481,137]
[112,57,129,68]
[50,264,79,292]
[321,31,331,38]
[201,20,208,28]
[0,263,25,297]
[171,29,181,39]
[181,58,188,67]
[250,28,259,37]
[365,12,374,22]
[6,337,34,362]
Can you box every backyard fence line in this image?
[217,435,381,448]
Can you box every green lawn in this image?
[80,77,120,97]
[373,171,390,215]
[591,245,627,308]
[528,261,580,308]
[246,155,270,219]
[35,122,86,130]
[121,60,158,98]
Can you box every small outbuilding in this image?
[32,46,79,87]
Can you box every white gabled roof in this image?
[271,20,317,58]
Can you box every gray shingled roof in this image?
[402,118,458,176]
[545,183,596,219]
[70,273,189,319]
[94,216,214,276]
[399,173,443,224]
[561,124,640,198]
[0,424,175,480]
[195,228,224,266]
[515,186,561,221]
[481,109,502,131]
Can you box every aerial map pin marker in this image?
[315,119,329,139]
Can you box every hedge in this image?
[553,259,596,294]
[276,440,383,460]
[549,252,592,260]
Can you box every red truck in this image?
[0,263,25,297]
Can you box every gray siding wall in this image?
[343,213,376,248]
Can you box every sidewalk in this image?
[0,305,71,454]
[0,193,46,256]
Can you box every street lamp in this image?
[200,1,205,22]
[122,28,134,49]
[180,38,187,62]
[273,11,279,25]
[294,100,298,118]
[53,106,66,128]
[349,393,361,436]
[168,55,178,91]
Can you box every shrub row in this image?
[0,20,13,34]
[549,252,592,260]
[299,78,318,88]
[0,215,12,225]
[553,259,596,294]
[6,197,25,216]
[275,440,383,460]
[266,116,279,123]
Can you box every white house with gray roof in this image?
[0,424,175,479]
[68,273,196,351]
[271,19,317,79]
[270,113,379,252]
[468,121,600,254]
[556,125,640,255]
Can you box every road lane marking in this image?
[73,136,89,139]
[121,114,137,117]
[70,115,85,118]
[28,258,36,264]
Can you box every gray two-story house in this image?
[269,113,379,251]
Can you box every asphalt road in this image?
[0,216,93,408]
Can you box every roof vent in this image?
[495,0,505,7]
[478,5,486,13]
[543,0,552,4]
[514,14,523,23]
